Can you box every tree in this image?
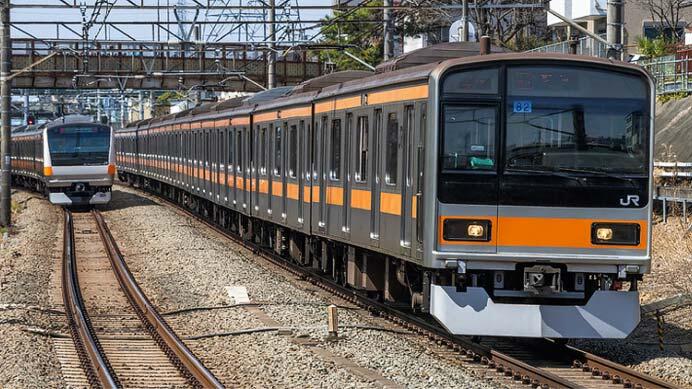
[397,0,548,50]
[316,1,384,72]
[635,0,688,42]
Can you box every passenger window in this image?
[355,116,368,183]
[441,105,496,171]
[274,126,282,177]
[260,128,267,175]
[330,119,341,180]
[236,131,243,173]
[385,113,398,185]
[228,130,234,171]
[289,125,298,178]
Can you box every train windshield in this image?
[505,66,649,176]
[47,125,111,166]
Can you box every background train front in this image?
[11,115,115,206]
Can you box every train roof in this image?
[121,48,652,132]
[375,41,507,73]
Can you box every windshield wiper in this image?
[553,167,639,186]
[505,167,585,185]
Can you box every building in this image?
[548,0,692,54]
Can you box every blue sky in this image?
[10,0,332,43]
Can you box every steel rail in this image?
[143,189,577,389]
[544,340,680,389]
[91,210,223,389]
[61,210,120,388]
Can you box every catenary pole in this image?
[383,0,393,60]
[267,0,276,89]
[607,0,624,60]
[0,0,11,227]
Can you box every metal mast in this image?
[0,0,9,227]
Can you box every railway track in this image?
[136,185,681,389]
[61,209,222,388]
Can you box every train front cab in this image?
[43,123,115,206]
[425,56,654,338]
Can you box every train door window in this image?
[385,112,399,185]
[260,127,267,175]
[274,125,282,177]
[404,106,414,186]
[330,119,341,181]
[236,130,243,174]
[228,128,234,173]
[289,124,297,178]
[355,116,368,183]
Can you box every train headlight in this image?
[591,223,640,245]
[467,224,485,237]
[443,219,491,242]
[107,164,116,176]
[43,166,53,177]
[596,228,613,241]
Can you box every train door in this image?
[369,109,382,247]
[412,103,426,259]
[318,115,329,233]
[342,113,353,237]
[298,120,307,227]
[400,105,415,256]
[253,125,262,217]
[380,105,403,254]
[226,127,238,208]
[241,126,249,212]
[281,120,288,224]
[350,109,372,246]
[327,112,343,238]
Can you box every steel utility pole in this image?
[460,0,469,42]
[383,0,393,61]
[267,0,276,89]
[0,0,10,227]
[607,0,624,60]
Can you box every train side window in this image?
[236,130,243,174]
[260,127,267,175]
[330,119,341,181]
[355,116,368,183]
[274,125,282,177]
[385,112,398,185]
[289,124,297,178]
[228,129,234,172]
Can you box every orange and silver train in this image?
[116,51,653,338]
[11,115,115,206]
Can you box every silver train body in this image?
[116,52,654,338]
[11,115,115,206]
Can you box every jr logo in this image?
[620,195,640,207]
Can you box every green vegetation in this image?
[315,1,383,72]
[636,36,673,58]
[156,91,186,106]
[658,91,689,104]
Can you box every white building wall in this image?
[548,0,606,26]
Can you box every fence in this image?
[638,56,692,95]
[526,35,608,58]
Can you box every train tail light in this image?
[107,164,116,176]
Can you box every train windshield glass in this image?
[47,125,111,166]
[505,66,649,175]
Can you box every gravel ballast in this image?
[0,190,65,388]
[102,186,502,388]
